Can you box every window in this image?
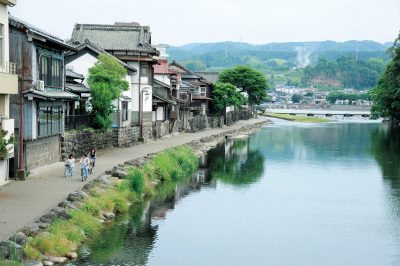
[38,103,63,137]
[199,87,207,97]
[0,24,3,62]
[140,64,149,77]
[39,55,62,88]
[121,101,128,121]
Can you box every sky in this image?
[10,0,400,46]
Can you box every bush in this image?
[127,168,145,194]
[69,209,102,237]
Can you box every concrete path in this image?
[0,118,267,241]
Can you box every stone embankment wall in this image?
[61,126,141,160]
[25,136,60,170]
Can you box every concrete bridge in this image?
[262,108,371,118]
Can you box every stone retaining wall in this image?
[61,126,141,160]
[188,115,208,132]
[25,136,60,170]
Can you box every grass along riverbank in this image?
[261,112,331,123]
[16,146,199,265]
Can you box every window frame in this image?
[199,86,207,97]
[121,101,128,121]
[37,103,63,137]
[38,53,63,89]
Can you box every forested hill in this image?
[167,40,392,90]
[170,40,390,55]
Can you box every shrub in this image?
[127,168,146,195]
[69,209,102,237]
[28,232,75,257]
[23,244,42,260]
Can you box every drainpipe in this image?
[17,76,25,180]
[138,52,143,139]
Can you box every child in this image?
[79,154,90,181]
[88,148,96,174]
[64,154,75,177]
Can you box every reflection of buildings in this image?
[150,166,215,220]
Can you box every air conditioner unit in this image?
[36,80,45,91]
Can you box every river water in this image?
[75,120,400,266]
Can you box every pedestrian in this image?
[64,154,75,177]
[88,148,96,174]
[79,154,90,182]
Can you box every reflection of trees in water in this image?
[79,172,213,265]
[370,126,400,179]
[207,139,264,187]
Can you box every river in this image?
[73,120,400,266]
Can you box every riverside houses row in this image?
[0,15,217,179]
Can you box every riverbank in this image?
[261,112,331,123]
[0,118,269,265]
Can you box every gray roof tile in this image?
[70,24,157,54]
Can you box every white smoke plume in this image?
[294,47,311,68]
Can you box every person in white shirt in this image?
[64,154,75,177]
[79,154,90,181]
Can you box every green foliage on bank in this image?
[22,146,199,261]
[326,91,371,104]
[370,34,400,125]
[219,66,269,105]
[127,146,199,189]
[211,82,247,113]
[88,54,129,130]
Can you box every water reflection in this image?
[370,126,400,179]
[207,138,264,187]
[75,169,214,266]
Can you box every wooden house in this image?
[65,40,137,129]
[8,16,78,172]
[69,22,159,139]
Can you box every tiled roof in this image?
[70,23,158,54]
[66,82,90,94]
[66,69,84,80]
[67,40,137,73]
[194,72,219,84]
[9,15,75,50]
[154,59,173,74]
[23,88,79,101]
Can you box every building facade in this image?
[9,16,78,173]
[0,0,17,185]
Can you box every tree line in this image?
[301,57,386,90]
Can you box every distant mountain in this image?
[167,40,390,70]
[169,40,389,54]
[167,40,390,90]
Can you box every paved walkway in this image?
[0,118,267,241]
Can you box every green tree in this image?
[291,93,302,103]
[88,54,129,129]
[211,82,247,113]
[0,129,13,161]
[218,66,269,104]
[371,34,400,126]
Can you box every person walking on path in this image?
[88,148,97,175]
[79,154,90,182]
